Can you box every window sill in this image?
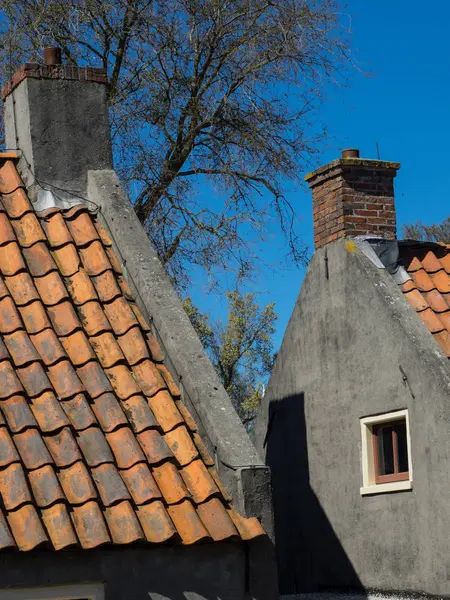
[360,480,412,496]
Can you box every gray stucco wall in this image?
[253,239,450,597]
[0,543,250,600]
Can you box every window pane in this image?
[377,426,394,475]
[395,422,408,473]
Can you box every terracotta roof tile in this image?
[65,269,98,305]
[0,426,20,466]
[7,504,48,550]
[76,426,114,466]
[11,213,46,247]
[146,332,165,362]
[0,360,24,397]
[91,392,127,432]
[31,391,69,432]
[0,161,265,552]
[60,394,98,431]
[44,427,82,467]
[4,330,40,365]
[58,461,97,505]
[14,429,53,469]
[2,395,37,433]
[77,361,112,398]
[19,301,51,333]
[0,509,16,550]
[77,300,111,335]
[152,461,189,504]
[165,425,199,466]
[47,300,81,336]
[133,360,166,397]
[2,189,32,219]
[28,465,65,508]
[22,242,57,276]
[122,395,157,433]
[227,508,265,541]
[41,212,73,247]
[0,463,33,509]
[147,390,184,432]
[137,429,173,464]
[167,500,210,545]
[60,330,96,366]
[48,360,84,398]
[104,500,144,544]
[17,362,52,397]
[399,243,450,359]
[136,501,177,543]
[197,498,239,541]
[41,502,78,550]
[91,270,121,302]
[51,244,80,276]
[120,463,161,504]
[106,426,146,468]
[90,332,124,368]
[0,242,26,276]
[117,327,149,365]
[71,501,110,549]
[0,214,16,245]
[66,212,100,246]
[92,463,131,506]
[180,459,219,503]
[30,329,67,366]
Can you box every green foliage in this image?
[183,291,277,427]
[402,217,450,244]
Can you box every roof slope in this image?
[398,241,450,357]
[0,156,263,551]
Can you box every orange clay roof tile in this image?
[0,158,265,552]
[121,395,158,432]
[2,395,38,432]
[399,243,450,359]
[136,500,177,543]
[120,463,162,504]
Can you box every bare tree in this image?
[1,0,352,290]
[402,217,450,244]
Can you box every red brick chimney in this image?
[305,149,400,249]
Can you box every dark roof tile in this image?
[119,463,161,504]
[44,427,82,467]
[91,463,131,506]
[136,501,177,543]
[41,502,78,550]
[76,426,114,466]
[28,465,65,508]
[104,501,144,544]
[121,395,157,433]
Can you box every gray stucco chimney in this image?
[2,48,113,210]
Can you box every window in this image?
[360,410,412,495]
[0,583,104,600]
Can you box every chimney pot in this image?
[43,47,62,66]
[342,148,360,159]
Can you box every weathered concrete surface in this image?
[253,238,450,596]
[0,544,247,599]
[4,78,112,205]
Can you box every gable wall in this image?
[253,239,450,596]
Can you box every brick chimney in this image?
[2,48,113,210]
[305,149,400,249]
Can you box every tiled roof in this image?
[0,155,264,551]
[398,242,450,358]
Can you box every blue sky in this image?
[191,0,450,349]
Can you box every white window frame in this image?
[0,583,104,600]
[360,409,413,496]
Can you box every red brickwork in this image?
[2,63,108,101]
[305,157,400,249]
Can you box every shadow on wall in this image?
[265,393,364,596]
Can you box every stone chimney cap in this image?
[43,47,62,66]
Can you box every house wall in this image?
[0,543,258,600]
[253,239,450,597]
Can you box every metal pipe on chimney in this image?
[342,148,360,159]
[43,47,62,66]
